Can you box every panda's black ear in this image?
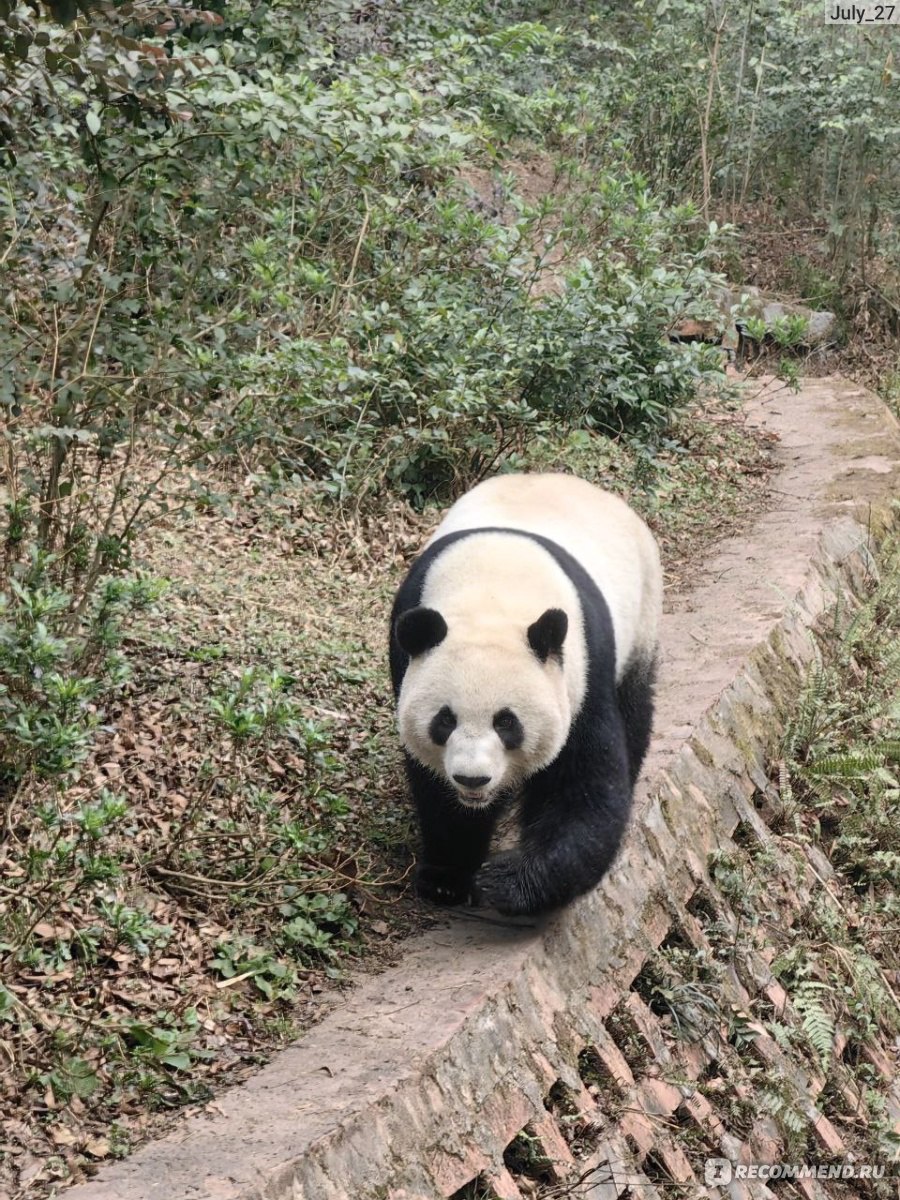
[395,606,448,658]
[527,608,568,663]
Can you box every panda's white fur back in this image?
[425,473,661,681]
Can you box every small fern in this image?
[843,951,899,1036]
[777,757,793,809]
[782,662,832,761]
[794,980,836,1070]
[760,1082,809,1152]
[862,849,900,886]
[801,749,886,779]
[767,1020,794,1050]
[876,738,900,763]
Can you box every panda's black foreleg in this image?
[473,715,633,917]
[404,754,497,907]
[616,651,658,785]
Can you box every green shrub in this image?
[0,552,163,784]
[3,0,730,541]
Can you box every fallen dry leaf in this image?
[48,1126,77,1148]
[82,1137,110,1159]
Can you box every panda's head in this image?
[394,605,571,807]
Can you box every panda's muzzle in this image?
[453,773,491,790]
[452,772,494,804]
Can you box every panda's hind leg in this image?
[404,754,497,906]
[616,651,658,785]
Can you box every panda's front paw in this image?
[415,863,473,907]
[474,852,540,916]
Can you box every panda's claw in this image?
[415,863,473,907]
[473,852,537,916]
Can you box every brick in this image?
[680,1091,727,1142]
[590,1031,636,1092]
[643,901,673,951]
[606,942,652,995]
[528,1112,574,1180]
[623,993,672,1065]
[588,982,622,1021]
[677,908,713,953]
[805,1069,826,1100]
[837,1079,862,1113]
[483,1167,524,1200]
[639,1077,682,1118]
[747,1116,782,1164]
[723,965,753,1009]
[530,1051,558,1091]
[812,1113,845,1157]
[680,1090,713,1123]
[479,1087,536,1150]
[795,1177,821,1200]
[763,980,789,1017]
[619,1109,656,1158]
[525,969,566,1032]
[673,1037,710,1080]
[578,1137,634,1198]
[429,1144,491,1195]
[725,1183,763,1200]
[687,782,714,815]
[831,1028,848,1060]
[650,1139,697,1185]
[569,1079,603,1116]
[861,1041,895,1081]
[741,1023,783,1069]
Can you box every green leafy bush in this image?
[0,553,163,783]
[532,1,899,301]
[3,0,729,553]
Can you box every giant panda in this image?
[389,473,662,917]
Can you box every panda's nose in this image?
[453,773,491,789]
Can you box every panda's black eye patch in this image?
[493,708,524,750]
[429,705,457,746]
